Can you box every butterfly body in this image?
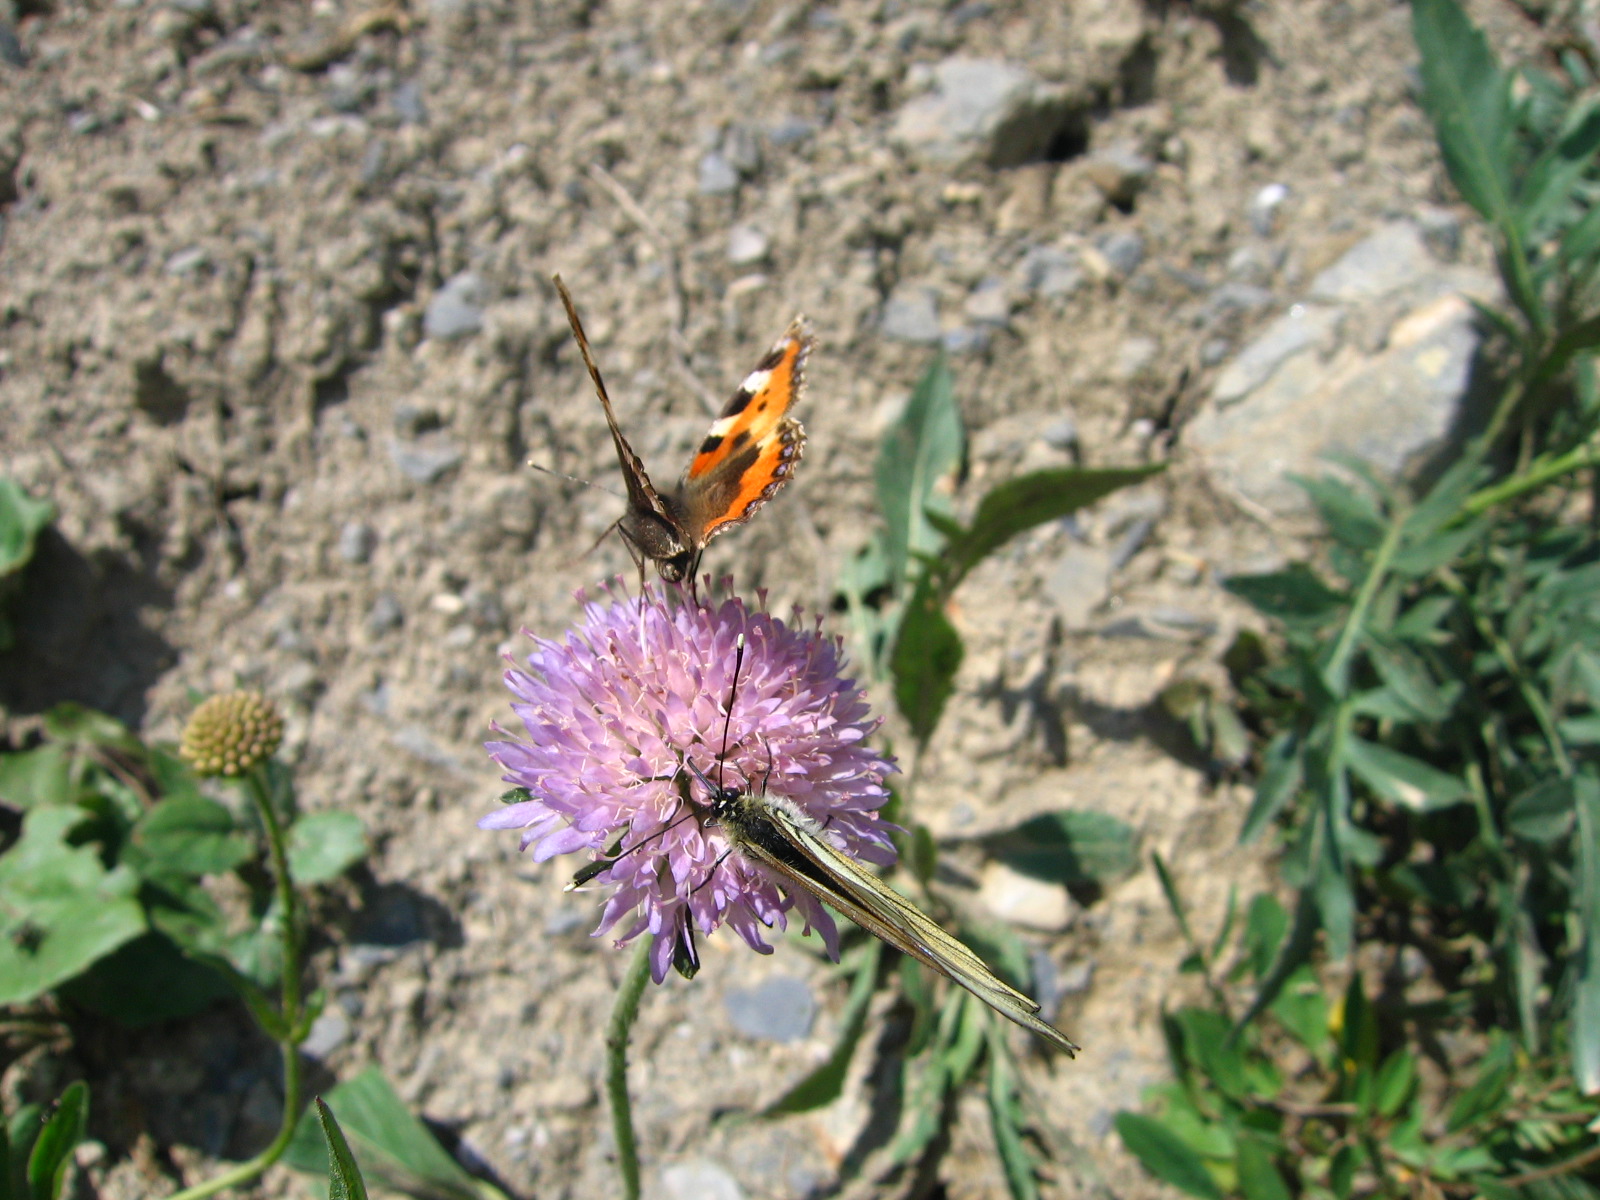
[554,275,811,582]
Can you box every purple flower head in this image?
[482,586,898,983]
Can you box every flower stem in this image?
[606,940,653,1200]
[167,765,305,1200]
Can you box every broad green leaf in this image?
[1505,777,1574,843]
[1344,737,1468,810]
[981,810,1138,885]
[762,943,881,1115]
[889,575,963,746]
[1558,713,1600,744]
[0,807,146,1006]
[285,1068,490,1200]
[1409,0,1514,226]
[1224,566,1347,627]
[317,1099,370,1200]
[1558,190,1600,263]
[1269,966,1331,1059]
[25,1082,87,1200]
[937,466,1164,594]
[288,811,368,884]
[59,931,234,1026]
[0,478,53,577]
[1235,1138,1291,1200]
[39,705,142,754]
[0,745,75,811]
[130,797,254,877]
[1175,1008,1248,1101]
[1242,894,1288,982]
[1114,1113,1224,1200]
[1363,637,1456,721]
[876,355,963,594]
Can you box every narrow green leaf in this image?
[24,1083,88,1200]
[284,1068,483,1200]
[981,810,1139,885]
[986,1042,1039,1200]
[876,355,963,594]
[1269,966,1332,1058]
[317,1098,371,1200]
[1235,1138,1292,1200]
[287,812,368,884]
[1558,190,1600,263]
[1239,733,1303,844]
[1574,774,1600,1092]
[1114,1113,1224,1200]
[1521,101,1600,238]
[1291,473,1387,550]
[1505,777,1574,843]
[1445,1032,1513,1133]
[1375,1050,1417,1117]
[1409,0,1514,226]
[762,943,882,1116]
[1153,853,1195,945]
[1224,566,1347,627]
[889,576,963,747]
[938,465,1164,594]
[1344,737,1468,810]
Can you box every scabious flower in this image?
[482,586,897,983]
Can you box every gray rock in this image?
[1211,303,1343,406]
[1041,415,1078,451]
[963,278,1012,327]
[1205,282,1274,321]
[338,521,377,563]
[767,116,815,146]
[367,592,404,634]
[724,975,816,1043]
[1114,335,1157,379]
[301,1008,352,1060]
[1083,142,1154,207]
[1097,230,1145,277]
[1187,294,1485,516]
[1309,222,1432,302]
[721,123,762,176]
[424,272,485,340]
[697,151,739,195]
[881,285,941,343]
[661,1160,745,1200]
[892,57,1079,167]
[941,325,990,355]
[0,22,28,68]
[389,436,462,483]
[1020,245,1083,299]
[1045,543,1112,629]
[726,223,769,265]
[164,246,209,275]
[392,80,427,125]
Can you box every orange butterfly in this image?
[553,275,811,583]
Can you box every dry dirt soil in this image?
[0,0,1532,1197]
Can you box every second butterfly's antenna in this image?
[715,635,746,794]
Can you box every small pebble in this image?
[1097,230,1145,277]
[726,223,769,265]
[367,592,404,634]
[424,272,485,341]
[338,521,377,564]
[697,151,739,195]
[881,286,941,343]
[1248,182,1290,236]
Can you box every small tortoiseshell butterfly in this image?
[553,274,811,583]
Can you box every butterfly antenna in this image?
[526,461,622,500]
[716,635,746,794]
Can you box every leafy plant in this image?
[1119,871,1600,1200]
[1,1082,89,1200]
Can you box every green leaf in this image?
[1242,894,1288,982]
[1574,774,1600,1092]
[1291,473,1387,551]
[937,465,1164,594]
[1239,733,1303,844]
[59,931,233,1026]
[1224,566,1347,628]
[25,1083,88,1200]
[317,1099,371,1200]
[981,810,1139,886]
[986,1041,1040,1200]
[1409,0,1514,227]
[889,574,964,747]
[288,812,368,884]
[1269,966,1331,1057]
[130,797,254,877]
[1374,1049,1417,1118]
[1521,101,1600,239]
[1235,1138,1292,1200]
[876,355,964,594]
[762,943,882,1116]
[1343,737,1468,810]
[1505,777,1574,843]
[0,807,146,1006]
[0,478,53,577]
[1446,1032,1513,1133]
[285,1068,487,1200]
[1114,1113,1224,1200]
[0,746,75,811]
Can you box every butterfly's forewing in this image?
[677,320,811,549]
[714,791,1079,1056]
